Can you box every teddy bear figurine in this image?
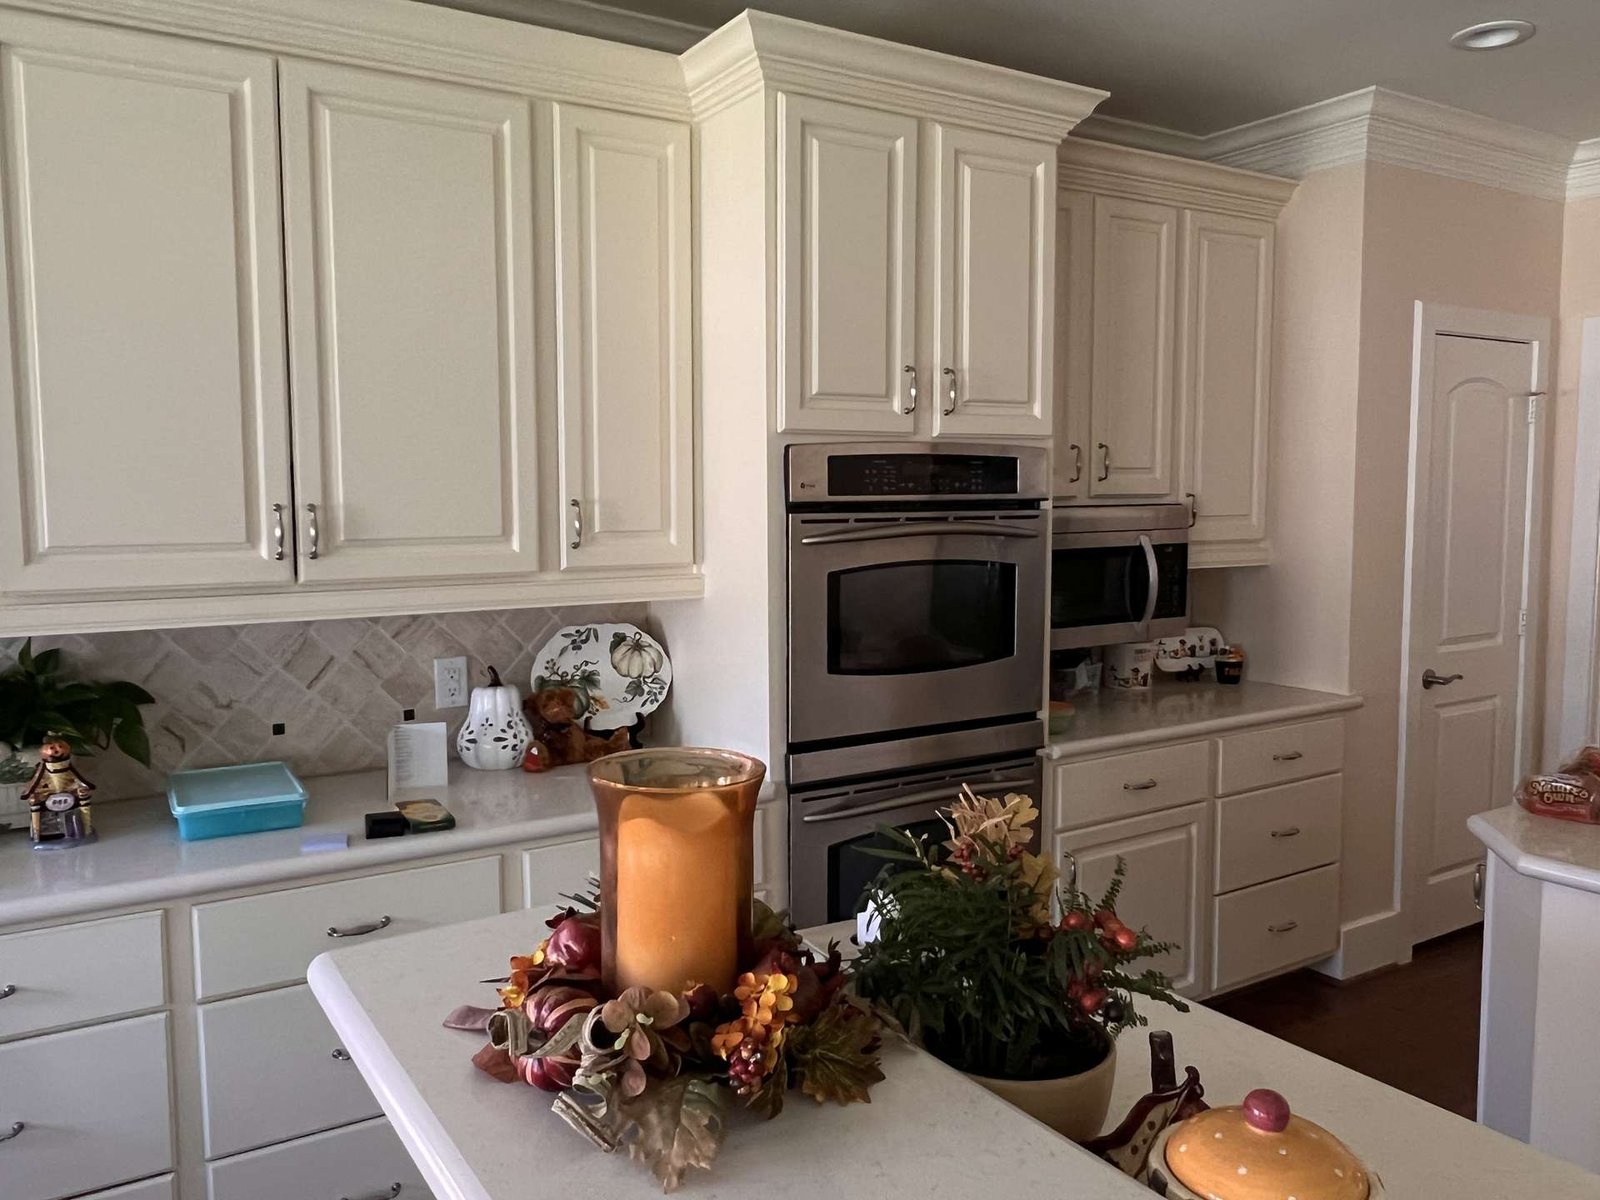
[24,737,97,848]
[521,687,632,771]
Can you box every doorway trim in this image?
[1397,301,1550,953]
[1555,317,1600,759]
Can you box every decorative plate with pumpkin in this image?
[531,623,673,732]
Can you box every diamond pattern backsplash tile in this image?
[0,604,648,801]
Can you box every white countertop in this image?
[1470,804,1600,895]
[309,908,1597,1200]
[0,762,650,929]
[1047,680,1362,759]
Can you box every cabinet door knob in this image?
[1123,778,1159,792]
[1097,442,1110,481]
[902,364,918,415]
[271,502,286,561]
[1267,920,1299,934]
[326,915,391,939]
[1068,443,1082,484]
[305,502,320,560]
[569,498,584,550]
[942,366,957,416]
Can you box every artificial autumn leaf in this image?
[786,1000,884,1106]
[750,897,788,944]
[471,1042,520,1083]
[613,1075,728,1192]
[746,1052,789,1120]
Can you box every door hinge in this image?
[1519,609,1528,637]
[1528,395,1540,425]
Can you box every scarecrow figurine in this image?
[24,737,96,848]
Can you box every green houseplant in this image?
[852,786,1187,1140]
[0,639,155,784]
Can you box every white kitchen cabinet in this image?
[1054,801,1211,996]
[553,103,694,569]
[1178,210,1275,564]
[280,60,540,584]
[930,124,1055,438]
[1211,863,1339,992]
[206,1117,431,1200]
[0,12,293,596]
[521,836,601,918]
[1053,190,1094,498]
[776,93,919,435]
[0,911,164,1040]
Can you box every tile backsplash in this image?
[0,604,647,801]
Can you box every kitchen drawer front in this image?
[1211,864,1339,992]
[1214,775,1342,893]
[0,911,164,1039]
[207,1116,431,1200]
[1215,717,1344,796]
[83,1178,175,1200]
[197,982,380,1158]
[192,856,502,999]
[521,837,600,919]
[0,1013,173,1200]
[1054,740,1211,828]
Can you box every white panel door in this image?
[776,93,917,434]
[280,60,538,583]
[553,104,693,569]
[1179,211,1273,560]
[0,13,292,595]
[1089,196,1178,497]
[1407,332,1535,944]
[1054,801,1211,997]
[931,124,1054,438]
[1053,190,1093,498]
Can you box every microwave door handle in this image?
[1138,534,1159,635]
[799,776,1037,823]
[799,522,1040,546]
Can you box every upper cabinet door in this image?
[777,93,917,434]
[1053,190,1094,498]
[280,61,538,584]
[1179,211,1274,563]
[553,104,693,570]
[0,14,292,595]
[1089,196,1178,497]
[930,124,1054,439]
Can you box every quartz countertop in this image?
[1046,681,1362,759]
[308,909,1597,1200]
[1470,804,1600,896]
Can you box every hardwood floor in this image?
[1209,926,1483,1118]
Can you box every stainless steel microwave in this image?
[1050,503,1190,650]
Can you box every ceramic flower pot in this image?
[965,1038,1118,1143]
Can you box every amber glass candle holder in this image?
[590,748,765,996]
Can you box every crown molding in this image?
[423,0,705,54]
[1571,140,1600,202]
[683,11,1107,139]
[1059,138,1294,220]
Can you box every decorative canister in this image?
[589,748,765,996]
[1105,642,1155,691]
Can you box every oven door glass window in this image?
[828,816,947,923]
[828,559,1017,676]
[1050,545,1149,631]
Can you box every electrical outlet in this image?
[434,656,468,708]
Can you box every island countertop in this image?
[308,909,1598,1199]
[1470,803,1600,896]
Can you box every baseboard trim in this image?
[1311,909,1406,981]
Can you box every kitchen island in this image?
[309,908,1597,1199]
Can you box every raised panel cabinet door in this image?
[1089,196,1178,497]
[1053,189,1094,497]
[0,13,292,595]
[931,124,1054,438]
[280,60,538,583]
[1179,211,1273,563]
[554,103,694,569]
[776,93,917,434]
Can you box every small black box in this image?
[364,810,408,839]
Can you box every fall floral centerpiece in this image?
[449,897,883,1191]
[851,785,1187,1140]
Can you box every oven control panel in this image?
[787,442,1049,504]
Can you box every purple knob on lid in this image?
[1243,1088,1291,1133]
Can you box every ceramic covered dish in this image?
[1150,1088,1383,1200]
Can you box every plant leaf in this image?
[30,647,60,676]
[786,1000,884,1106]
[613,1075,727,1192]
[112,719,152,766]
[104,680,156,706]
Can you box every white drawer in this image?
[1054,740,1211,828]
[192,856,502,999]
[207,1116,431,1200]
[0,911,164,1039]
[0,1013,173,1200]
[82,1177,175,1200]
[1214,775,1342,893]
[1211,864,1340,992]
[1215,717,1345,796]
[521,837,599,918]
[198,983,380,1158]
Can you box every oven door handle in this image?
[1137,533,1159,634]
[798,522,1040,546]
[799,776,1037,823]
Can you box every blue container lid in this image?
[168,761,307,815]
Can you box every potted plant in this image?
[0,639,154,819]
[852,786,1188,1142]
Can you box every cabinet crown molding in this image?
[681,10,1107,139]
[1059,138,1295,219]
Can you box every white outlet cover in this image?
[434,656,468,708]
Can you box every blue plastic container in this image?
[167,762,308,841]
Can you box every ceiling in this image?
[423,0,1600,143]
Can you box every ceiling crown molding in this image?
[682,11,1107,139]
[1059,138,1295,220]
[1571,140,1600,202]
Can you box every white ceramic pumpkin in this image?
[455,666,534,770]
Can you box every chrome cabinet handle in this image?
[569,498,583,550]
[1422,669,1463,689]
[0,984,15,1000]
[1270,827,1302,839]
[1123,778,1159,791]
[1069,443,1082,484]
[1473,861,1485,912]
[271,502,285,561]
[332,1047,353,1061]
[1060,847,1078,890]
[1097,442,1110,481]
[305,502,319,560]
[0,1121,23,1144]
[1272,751,1304,762]
[327,915,391,939]
[341,1186,402,1200]
[1185,492,1197,528]
[902,364,918,415]
[1267,920,1299,934]
[942,366,957,415]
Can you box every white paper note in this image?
[388,721,449,804]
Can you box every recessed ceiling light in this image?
[1449,19,1536,50]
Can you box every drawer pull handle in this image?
[0,983,15,1000]
[332,1047,353,1062]
[341,1186,402,1200]
[1269,827,1302,839]
[1060,847,1078,890]
[327,915,392,939]
[0,1121,23,1144]
[1267,920,1299,934]
[1123,779,1159,791]
[1271,750,1304,762]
